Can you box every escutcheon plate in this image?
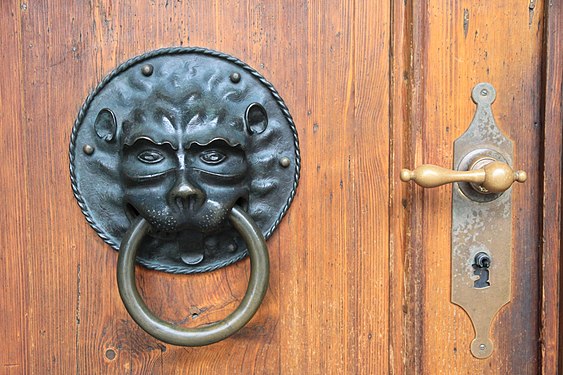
[70,47,300,274]
[452,83,513,359]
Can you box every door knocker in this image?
[69,47,300,346]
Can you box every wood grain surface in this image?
[540,1,562,374]
[0,0,558,374]
[405,0,547,373]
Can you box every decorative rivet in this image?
[83,144,95,155]
[280,157,291,168]
[230,72,241,83]
[479,344,486,350]
[480,89,488,96]
[141,64,154,76]
[181,252,204,265]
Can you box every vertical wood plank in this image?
[0,1,29,374]
[277,0,392,373]
[353,1,391,373]
[540,0,562,373]
[407,0,545,372]
[16,0,91,372]
[275,0,312,372]
[390,0,420,372]
[298,1,356,372]
[395,0,429,371]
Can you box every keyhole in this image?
[473,252,491,289]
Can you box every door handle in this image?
[117,207,269,346]
[401,83,526,359]
[400,160,527,193]
[69,47,300,346]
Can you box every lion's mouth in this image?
[148,229,178,240]
[174,196,200,211]
[124,203,140,222]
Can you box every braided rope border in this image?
[69,47,301,274]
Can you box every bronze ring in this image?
[117,206,270,346]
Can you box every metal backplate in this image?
[451,83,513,359]
[70,47,300,274]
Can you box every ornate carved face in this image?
[120,130,250,235]
[93,63,268,235]
[72,50,298,273]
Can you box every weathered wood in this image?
[0,0,556,373]
[407,0,545,372]
[540,0,562,373]
[390,0,426,372]
[0,0,391,373]
[0,2,28,374]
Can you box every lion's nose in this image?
[169,175,205,210]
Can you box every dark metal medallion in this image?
[70,47,300,274]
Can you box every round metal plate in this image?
[456,148,507,203]
[70,47,300,274]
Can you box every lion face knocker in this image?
[71,48,299,274]
[98,85,267,235]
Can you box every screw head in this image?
[480,89,489,96]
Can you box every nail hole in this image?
[105,349,116,360]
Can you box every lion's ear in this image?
[245,103,268,135]
[94,108,117,142]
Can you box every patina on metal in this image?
[118,206,269,346]
[451,83,520,359]
[400,83,526,359]
[69,47,300,274]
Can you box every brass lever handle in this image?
[400,160,527,193]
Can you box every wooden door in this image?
[1,0,560,373]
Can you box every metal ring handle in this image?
[117,206,270,346]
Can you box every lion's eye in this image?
[137,150,165,164]
[200,150,226,165]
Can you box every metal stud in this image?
[280,157,291,168]
[141,64,154,76]
[230,72,241,83]
[83,144,95,155]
